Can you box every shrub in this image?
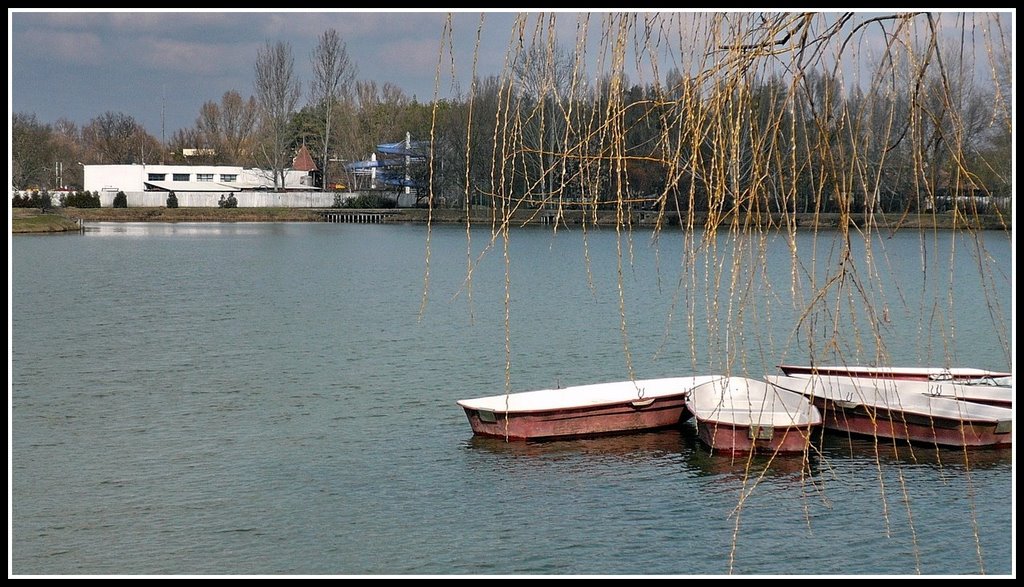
[36,188,52,212]
[61,191,101,208]
[113,191,128,208]
[15,190,50,211]
[344,193,396,209]
[167,191,179,208]
[218,194,238,208]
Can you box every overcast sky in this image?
[9,9,1013,143]
[10,9,578,139]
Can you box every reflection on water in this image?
[465,428,691,460]
[463,420,1009,482]
[818,434,1013,472]
[83,221,272,237]
[684,446,820,482]
[465,424,823,482]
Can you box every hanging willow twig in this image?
[428,10,1010,574]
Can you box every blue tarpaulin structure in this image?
[345,133,428,192]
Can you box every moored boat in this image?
[684,377,821,454]
[457,376,723,440]
[764,375,1013,448]
[777,364,1011,382]
[779,374,1013,409]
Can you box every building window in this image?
[173,173,190,181]
[220,174,237,182]
[196,174,214,181]
[148,173,166,181]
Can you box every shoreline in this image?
[12,206,1012,233]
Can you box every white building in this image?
[83,164,316,194]
[71,145,343,207]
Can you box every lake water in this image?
[11,221,1014,576]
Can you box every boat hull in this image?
[811,397,1012,448]
[693,420,814,454]
[460,395,690,440]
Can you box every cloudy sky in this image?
[10,9,1012,142]
[10,9,579,138]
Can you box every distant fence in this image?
[105,191,340,208]
[13,190,350,208]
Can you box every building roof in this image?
[292,144,318,172]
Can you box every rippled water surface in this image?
[12,222,1013,575]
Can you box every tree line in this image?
[11,20,1011,216]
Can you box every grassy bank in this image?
[11,206,1011,233]
[393,207,1011,231]
[11,209,83,233]
[60,207,324,223]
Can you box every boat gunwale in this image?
[456,375,724,414]
[777,364,1012,380]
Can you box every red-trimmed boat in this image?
[457,376,723,440]
[765,375,1013,448]
[684,377,821,454]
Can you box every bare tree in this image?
[512,40,574,101]
[11,112,55,190]
[52,117,84,189]
[167,127,204,164]
[353,80,413,156]
[219,90,259,166]
[512,38,575,201]
[194,101,222,160]
[310,28,357,190]
[195,90,258,165]
[254,40,301,190]
[81,111,158,165]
